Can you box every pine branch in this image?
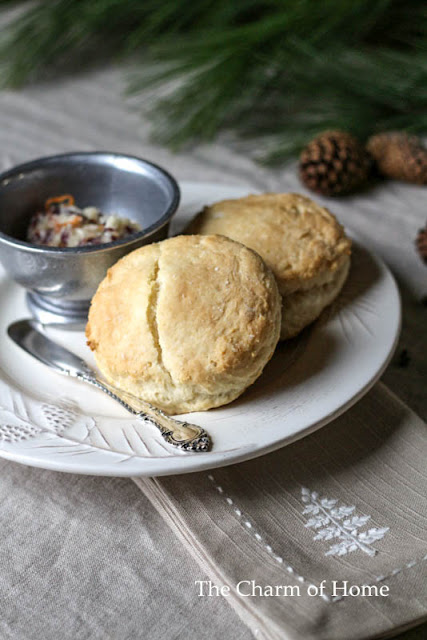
[1,0,427,163]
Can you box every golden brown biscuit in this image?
[86,234,281,414]
[186,193,351,338]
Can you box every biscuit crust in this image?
[186,193,351,338]
[280,258,350,338]
[86,234,281,414]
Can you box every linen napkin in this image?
[134,383,427,640]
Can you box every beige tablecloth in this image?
[0,66,426,640]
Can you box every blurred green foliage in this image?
[1,0,426,162]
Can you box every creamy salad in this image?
[27,195,142,248]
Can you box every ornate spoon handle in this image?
[7,319,212,453]
[78,374,212,452]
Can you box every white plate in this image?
[0,182,400,476]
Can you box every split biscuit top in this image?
[186,193,352,338]
[86,234,281,414]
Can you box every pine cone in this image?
[416,223,427,264]
[299,130,372,196]
[367,132,427,184]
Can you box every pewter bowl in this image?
[0,152,180,326]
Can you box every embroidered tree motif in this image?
[301,488,389,557]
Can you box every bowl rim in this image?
[0,151,180,254]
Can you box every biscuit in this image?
[186,193,351,338]
[86,234,281,414]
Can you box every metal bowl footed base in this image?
[26,292,89,329]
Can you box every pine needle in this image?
[1,0,426,162]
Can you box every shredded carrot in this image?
[45,194,75,210]
[53,215,83,232]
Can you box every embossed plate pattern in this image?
[0,182,400,476]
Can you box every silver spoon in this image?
[7,319,212,452]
